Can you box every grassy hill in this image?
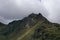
[0,13,60,40]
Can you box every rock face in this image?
[0,13,60,40]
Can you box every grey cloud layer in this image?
[0,0,42,19]
[42,0,60,23]
[0,0,44,24]
[0,0,60,24]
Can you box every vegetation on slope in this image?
[0,13,60,40]
[32,22,60,40]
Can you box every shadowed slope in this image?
[0,13,60,40]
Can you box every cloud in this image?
[0,16,12,24]
[0,0,42,19]
[0,0,60,24]
[0,0,45,24]
[42,0,60,23]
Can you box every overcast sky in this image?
[0,0,60,24]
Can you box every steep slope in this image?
[0,13,60,40]
[32,23,60,40]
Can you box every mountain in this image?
[0,13,60,40]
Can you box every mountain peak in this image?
[0,13,60,40]
[28,13,37,18]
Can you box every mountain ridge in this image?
[0,13,60,40]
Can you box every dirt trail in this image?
[17,21,43,40]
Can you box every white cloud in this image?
[42,0,60,23]
[0,0,60,24]
[0,16,12,24]
[0,0,43,23]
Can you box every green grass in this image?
[16,21,44,40]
